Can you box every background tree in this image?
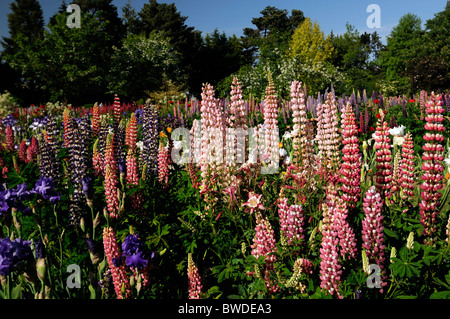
[330,24,384,93]
[289,17,334,66]
[405,2,450,92]
[378,13,424,95]
[0,0,45,104]
[243,6,305,64]
[138,0,203,96]
[8,11,117,104]
[122,0,140,35]
[107,32,180,102]
[198,30,250,88]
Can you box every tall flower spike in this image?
[157,142,170,188]
[104,134,120,218]
[223,77,247,189]
[18,140,27,163]
[63,108,73,148]
[29,136,39,162]
[5,125,14,152]
[290,80,313,168]
[45,116,60,155]
[199,83,225,212]
[361,186,387,293]
[400,133,415,202]
[263,74,279,167]
[103,227,130,299]
[113,94,121,125]
[229,77,248,131]
[277,196,305,246]
[324,92,340,170]
[340,102,361,208]
[326,183,357,259]
[187,253,203,299]
[251,211,279,294]
[319,190,342,298]
[68,119,89,226]
[126,148,139,186]
[419,92,445,244]
[92,102,100,136]
[316,93,340,171]
[142,103,159,176]
[315,102,326,160]
[92,138,103,177]
[38,135,61,182]
[374,111,392,198]
[125,112,138,151]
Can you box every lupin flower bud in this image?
[445,215,450,244]
[187,253,203,299]
[36,257,46,283]
[406,232,414,250]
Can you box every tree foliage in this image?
[288,18,334,66]
[0,1,448,105]
[0,0,45,104]
[107,32,180,102]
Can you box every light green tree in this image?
[288,18,334,67]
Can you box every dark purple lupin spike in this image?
[364,108,369,133]
[142,102,159,176]
[68,119,88,226]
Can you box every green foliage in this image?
[378,13,424,95]
[288,18,334,66]
[107,32,180,101]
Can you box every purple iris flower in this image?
[0,237,32,276]
[121,234,154,270]
[32,177,61,203]
[0,184,31,216]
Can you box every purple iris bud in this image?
[118,162,125,174]
[81,176,92,197]
[34,240,45,260]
